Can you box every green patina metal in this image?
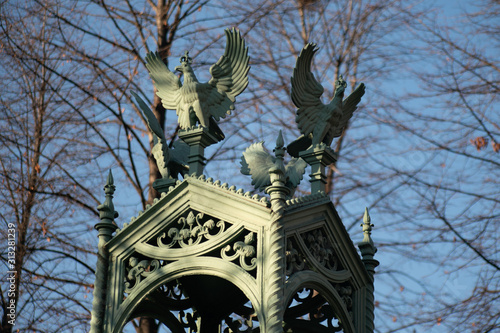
[240,130,307,197]
[287,43,365,158]
[145,28,249,139]
[90,28,377,333]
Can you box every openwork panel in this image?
[124,256,166,294]
[147,210,229,249]
[284,288,345,332]
[285,226,355,325]
[139,209,258,272]
[123,209,258,299]
[221,301,259,333]
[286,227,345,276]
[122,278,260,332]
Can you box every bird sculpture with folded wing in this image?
[287,43,365,157]
[145,28,250,141]
[240,131,307,196]
[131,91,189,180]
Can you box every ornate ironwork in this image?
[302,229,342,271]
[124,257,162,294]
[335,282,353,315]
[222,301,258,333]
[284,288,344,332]
[223,316,257,332]
[221,232,257,271]
[142,280,201,332]
[178,309,200,332]
[286,238,306,275]
[157,211,226,248]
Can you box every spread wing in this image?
[284,157,307,189]
[291,43,327,137]
[207,28,250,121]
[240,142,275,191]
[145,52,182,111]
[331,83,365,137]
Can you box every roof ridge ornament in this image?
[240,130,307,200]
[287,43,366,157]
[144,28,250,176]
[286,42,365,194]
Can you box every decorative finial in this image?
[358,207,378,276]
[105,169,114,190]
[361,207,374,245]
[357,207,379,331]
[90,170,118,333]
[273,130,286,173]
[276,130,285,149]
[266,132,289,221]
[96,170,119,225]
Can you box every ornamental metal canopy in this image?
[89,28,377,333]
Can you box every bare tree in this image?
[0,2,103,331]
[367,1,499,332]
[203,1,499,332]
[209,0,424,221]
[1,0,248,331]
[2,0,498,332]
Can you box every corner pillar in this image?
[262,131,289,332]
[357,208,379,333]
[90,171,119,333]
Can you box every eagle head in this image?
[174,50,196,81]
[334,75,347,98]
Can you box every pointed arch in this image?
[111,257,261,333]
[285,271,356,333]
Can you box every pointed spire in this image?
[97,170,119,223]
[267,130,290,221]
[358,207,379,277]
[273,130,286,174]
[361,207,374,246]
[276,129,284,148]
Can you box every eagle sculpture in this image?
[145,28,250,140]
[131,91,189,180]
[287,43,365,157]
[240,136,307,194]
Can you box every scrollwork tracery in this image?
[221,232,257,271]
[157,211,226,248]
